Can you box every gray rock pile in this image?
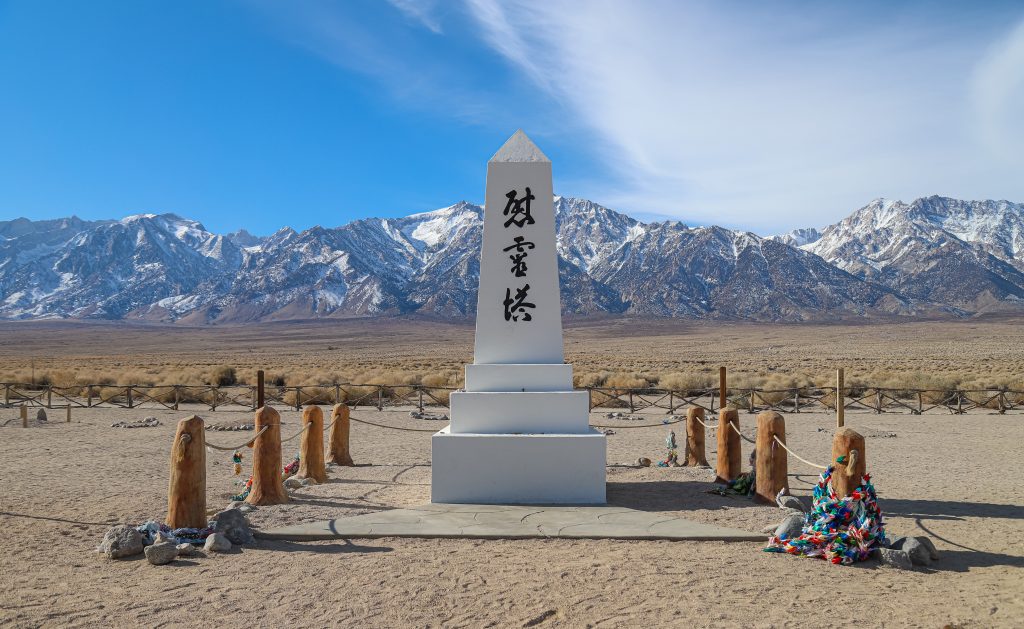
[97,525,144,559]
[111,417,160,429]
[875,536,939,569]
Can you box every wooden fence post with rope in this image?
[298,405,328,483]
[21,404,27,427]
[831,427,865,498]
[715,407,741,483]
[719,366,727,409]
[684,406,708,466]
[754,411,788,504]
[327,404,355,466]
[167,415,206,529]
[247,406,289,506]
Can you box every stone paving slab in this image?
[255,504,765,542]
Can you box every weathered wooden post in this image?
[684,406,708,466]
[836,368,845,427]
[294,387,302,411]
[66,406,71,423]
[831,427,866,499]
[247,406,289,505]
[755,411,788,504]
[298,405,328,483]
[327,404,355,466]
[256,370,265,409]
[167,415,206,529]
[719,366,727,409]
[715,408,742,483]
[47,386,52,409]
[21,404,27,428]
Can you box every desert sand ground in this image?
[1,403,1022,628]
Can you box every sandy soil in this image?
[1,405,1021,628]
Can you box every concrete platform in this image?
[255,504,765,542]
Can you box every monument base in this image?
[431,426,607,504]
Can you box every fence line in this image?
[2,381,1022,415]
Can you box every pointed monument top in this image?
[489,129,551,163]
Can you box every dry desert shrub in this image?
[208,365,238,386]
[657,371,714,393]
[603,372,651,390]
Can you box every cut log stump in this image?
[715,408,741,483]
[298,405,328,483]
[327,404,354,466]
[831,427,866,499]
[755,411,788,504]
[684,407,708,466]
[167,415,206,529]
[247,406,289,506]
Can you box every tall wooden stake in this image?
[247,406,289,505]
[66,406,71,423]
[754,411,788,504]
[719,366,727,409]
[684,406,708,466]
[831,427,866,499]
[21,405,27,428]
[836,368,845,428]
[256,370,265,409]
[167,415,207,529]
[327,404,355,466]
[715,408,742,483]
[298,405,328,483]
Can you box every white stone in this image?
[431,427,606,504]
[431,130,606,505]
[474,130,562,365]
[464,363,572,392]
[448,391,589,434]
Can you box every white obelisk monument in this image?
[431,130,607,504]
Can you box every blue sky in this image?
[1,1,1022,235]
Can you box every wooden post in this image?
[166,415,206,529]
[377,386,384,411]
[684,406,708,466]
[21,404,27,428]
[298,405,328,483]
[831,427,866,499]
[917,390,923,415]
[294,387,302,411]
[755,411,788,504]
[628,390,634,413]
[247,406,289,505]
[715,408,741,483]
[257,370,265,409]
[836,368,845,428]
[126,386,133,409]
[87,387,93,408]
[66,406,71,423]
[173,385,180,411]
[47,386,52,409]
[4,383,9,407]
[327,404,355,466]
[718,366,727,409]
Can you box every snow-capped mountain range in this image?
[2,195,1022,323]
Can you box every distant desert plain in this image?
[2,315,1024,393]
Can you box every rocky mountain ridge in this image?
[1,195,1020,323]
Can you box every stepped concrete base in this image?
[464,363,573,392]
[255,504,765,541]
[431,426,606,504]
[448,390,590,434]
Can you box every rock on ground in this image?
[284,477,303,489]
[890,536,937,566]
[212,508,254,545]
[176,543,197,557]
[144,542,178,566]
[776,494,808,513]
[98,525,144,559]
[36,409,47,422]
[204,532,232,553]
[876,547,914,570]
[774,514,805,540]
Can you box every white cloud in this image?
[386,0,444,34]
[464,1,1024,231]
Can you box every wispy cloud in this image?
[464,1,1024,231]
[386,0,444,34]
